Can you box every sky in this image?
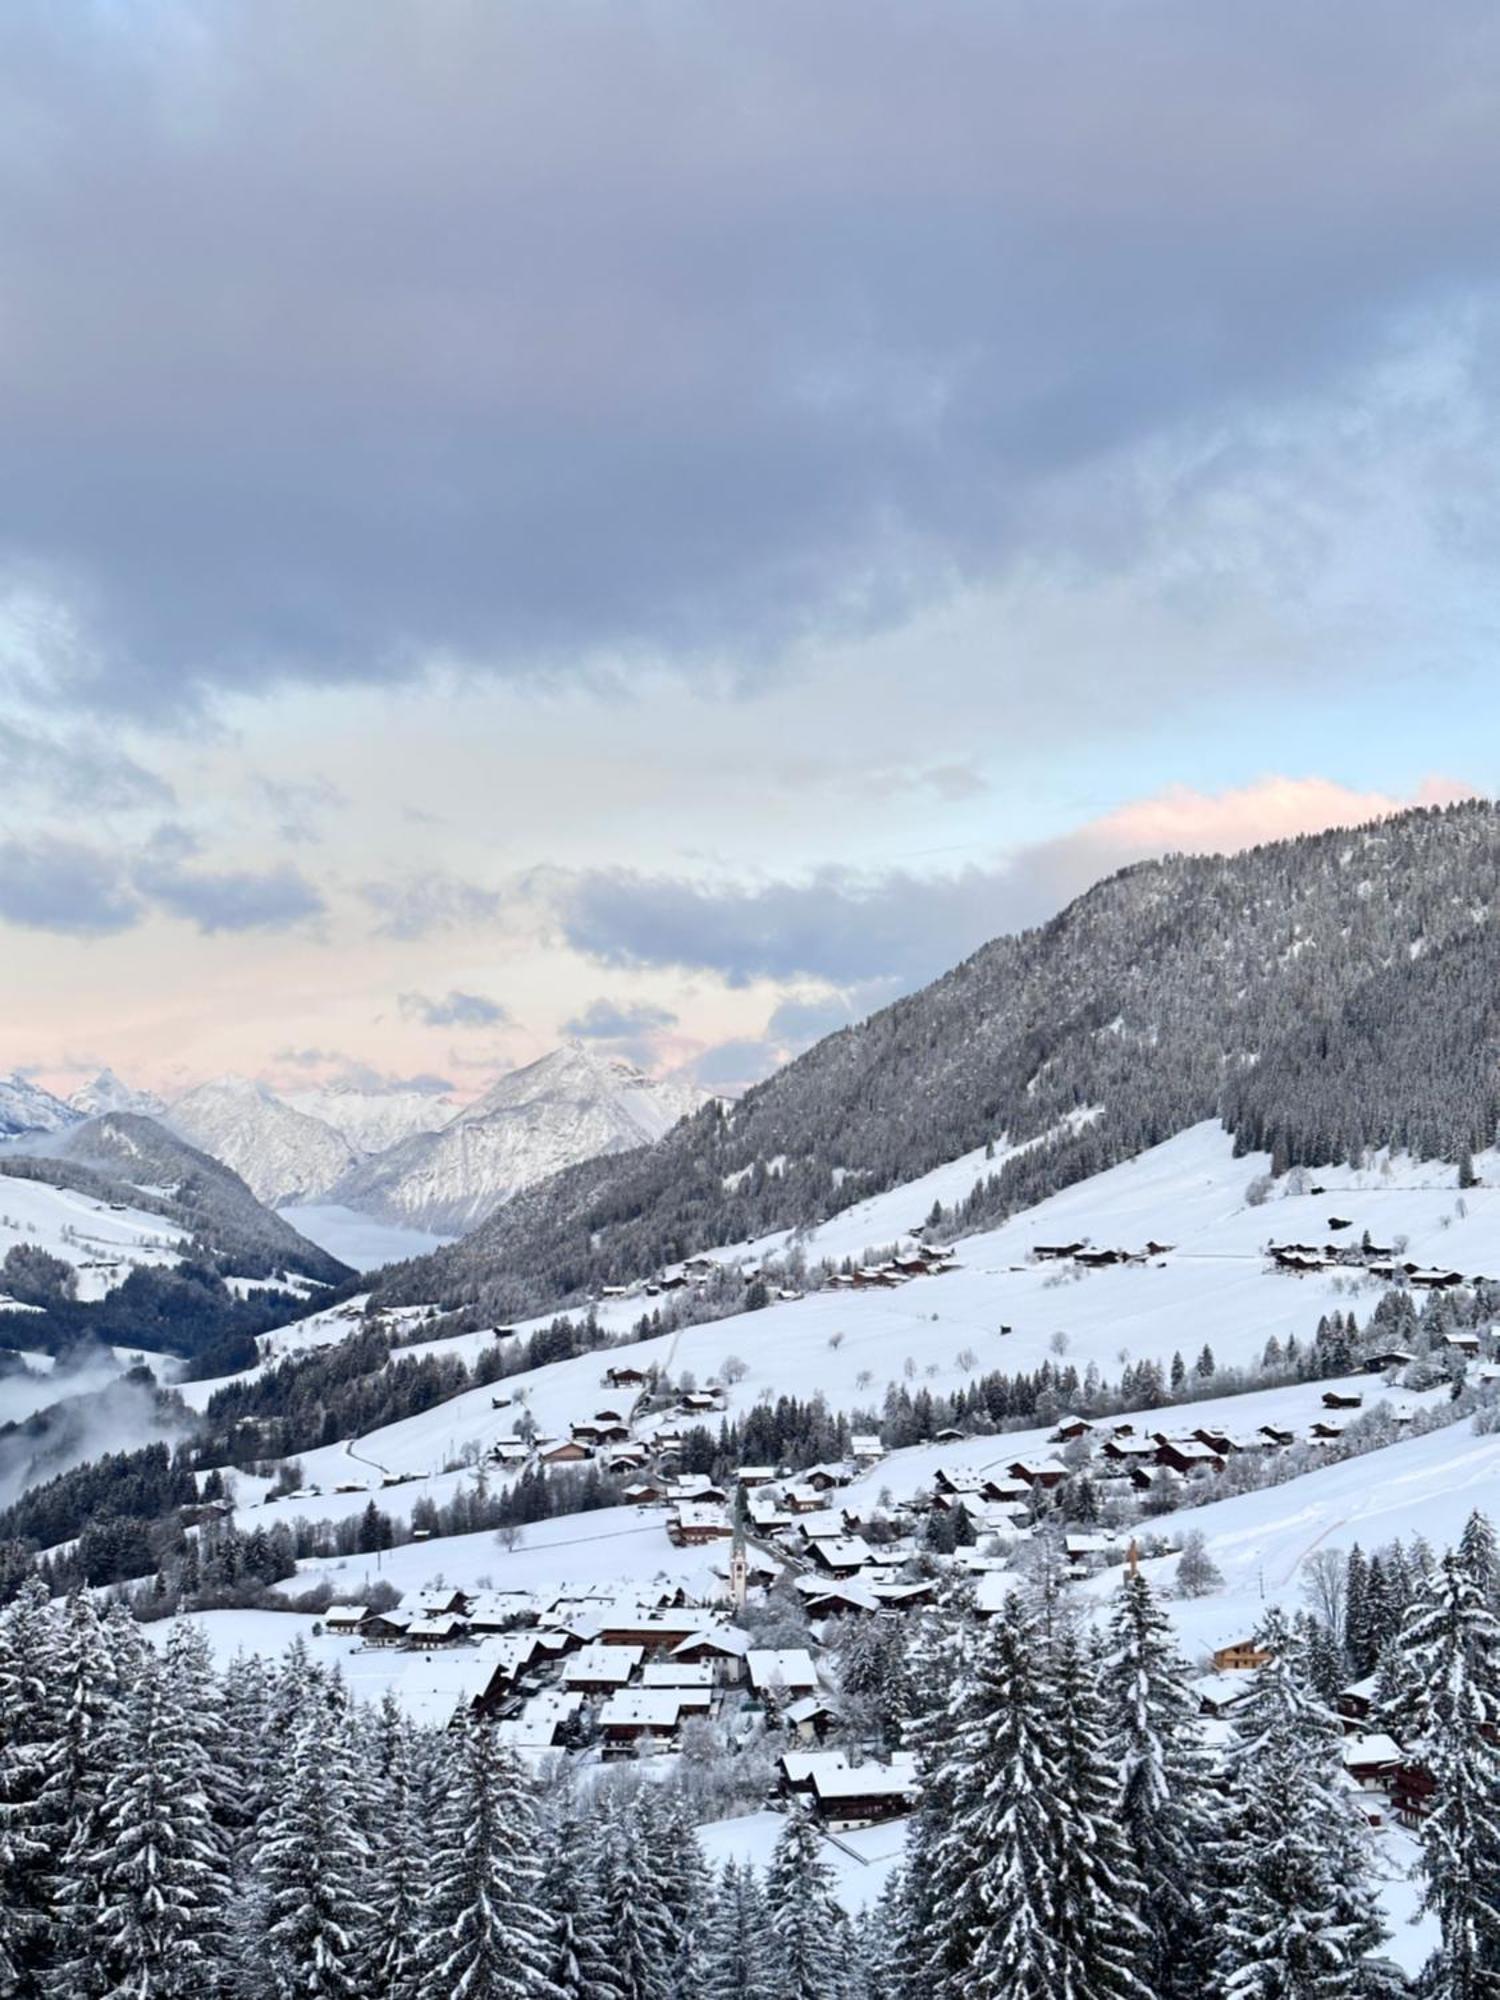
[2,0,1498,1104]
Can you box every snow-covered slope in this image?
[282,1083,454,1156]
[0,1074,78,1138]
[67,1069,166,1119]
[332,1042,708,1234]
[168,1077,357,1206]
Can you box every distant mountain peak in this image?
[0,1072,80,1138]
[68,1068,166,1119]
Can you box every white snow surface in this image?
[167,1075,356,1205]
[0,1171,186,1301]
[67,1069,166,1119]
[0,1073,78,1137]
[282,1083,454,1156]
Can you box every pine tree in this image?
[36,1590,120,1990]
[1216,1610,1384,1998]
[418,1719,555,2000]
[1101,1569,1213,1998]
[361,1701,429,2000]
[244,1706,373,2000]
[597,1803,678,2000]
[1399,1548,1500,1997]
[0,1577,62,1995]
[80,1645,230,1998]
[538,1804,618,1999]
[703,1859,771,2000]
[766,1803,848,2000]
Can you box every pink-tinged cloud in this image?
[1089,773,1479,857]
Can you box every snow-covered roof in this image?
[562,1644,645,1686]
[1342,1733,1401,1768]
[747,1648,819,1693]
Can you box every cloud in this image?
[690,1038,783,1092]
[0,721,173,812]
[273,1051,454,1095]
[0,837,141,935]
[132,855,324,933]
[256,773,345,844]
[551,774,1483,989]
[399,989,509,1028]
[5,2,1500,713]
[361,875,504,941]
[561,998,679,1041]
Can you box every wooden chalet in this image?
[1212,1637,1272,1672]
[667,1502,732,1547]
[1321,1389,1363,1410]
[605,1364,651,1389]
[1007,1457,1067,1489]
[1155,1439,1224,1477]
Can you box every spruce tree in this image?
[597,1803,678,2000]
[703,1859,772,2000]
[361,1702,429,2000]
[1399,1548,1500,1997]
[419,1719,555,2000]
[1101,1568,1213,1998]
[538,1803,618,1999]
[0,1578,62,1995]
[765,1803,849,2000]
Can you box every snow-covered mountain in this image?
[67,1068,166,1120]
[332,1042,708,1235]
[282,1082,453,1157]
[0,1073,79,1138]
[168,1076,358,1207]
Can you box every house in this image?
[1007,1457,1068,1489]
[1393,1760,1437,1825]
[1052,1414,1093,1443]
[537,1438,591,1466]
[403,1613,470,1648]
[795,1577,881,1617]
[324,1605,368,1635]
[1101,1436,1158,1464]
[783,1693,839,1743]
[779,1748,849,1796]
[598,1689,693,1750]
[494,1689,585,1752]
[804,1753,919,1831]
[1155,1439,1224,1477]
[1321,1389,1363,1410]
[641,1661,716,1691]
[605,1365,650,1389]
[1342,1733,1402,1793]
[623,1478,666,1506]
[804,1463,854,1492]
[1034,1242,1086,1261]
[362,1611,413,1646]
[1362,1348,1416,1373]
[489,1439,528,1466]
[736,1465,778,1488]
[670,1628,750,1683]
[668,1502,733,1547]
[809,1536,873,1578]
[411,1588,472,1618]
[562,1644,645,1692]
[747,1648,819,1702]
[1258,1422,1297,1447]
[1063,1533,1116,1569]
[1444,1330,1482,1352]
[850,1434,885,1465]
[1308,1419,1347,1442]
[1189,1674,1255,1718]
[784,1483,827,1514]
[1338,1675,1378,1727]
[1212,1637,1272,1672]
[596,1610,710,1652]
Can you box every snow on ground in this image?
[173,1295,373,1413]
[698,1809,906,1912]
[278,1202,456,1271]
[0,1172,186,1301]
[286,1502,728,1607]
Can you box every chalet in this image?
[933,1426,967,1443]
[604,1445,647,1472]
[1102,1436,1158,1464]
[1144,1240,1174,1257]
[1155,1439,1223,1477]
[666,1476,727,1504]
[463,1592,534,1633]
[323,1605,368,1636]
[1190,1674,1254,1718]
[784,1483,827,1514]
[808,1536,874,1578]
[932,1467,984,1496]
[798,1513,848,1542]
[1051,1414,1093,1443]
[1444,1330,1482,1352]
[1338,1675,1378,1727]
[1343,1733,1402,1794]
[598,1689,693,1750]
[1362,1348,1416,1373]
[1321,1389,1363,1410]
[783,1693,839,1744]
[795,1577,880,1617]
[1034,1242,1086,1261]
[735,1465,778,1488]
[1413,1269,1466,1291]
[489,1439,528,1466]
[678,1390,724,1414]
[537,1438,591,1466]
[596,1610,708,1652]
[562,1644,645,1692]
[1074,1247,1124,1268]
[622,1478,666,1506]
[1258,1422,1297,1447]
[851,1434,885,1465]
[411,1587,473,1618]
[779,1748,848,1796]
[1063,1533,1116,1569]
[870,1578,938,1609]
[1007,1457,1068,1489]
[1212,1637,1272,1672]
[404,1613,468,1648]
[805,1463,854,1491]
[670,1628,750,1682]
[605,1365,650,1389]
[668,1502,732,1548]
[1308,1419,1347,1442]
[747,1492,793,1532]
[803,1753,919,1831]
[494,1689,584,1751]
[1393,1760,1437,1826]
[1271,1245,1328,1273]
[747,1648,819,1702]
[641,1660,716,1691]
[571,1420,631,1446]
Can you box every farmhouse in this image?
[667,1502,733,1547]
[747,1648,819,1701]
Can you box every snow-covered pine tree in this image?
[918,1592,1059,1998]
[360,1700,429,2000]
[1216,1609,1385,1999]
[242,1704,373,2000]
[703,1858,771,2000]
[596,1801,678,2000]
[1101,1568,1213,1999]
[0,1578,62,1994]
[78,1642,230,1999]
[765,1801,849,2000]
[1399,1546,1500,1997]
[1047,1628,1152,2000]
[537,1800,617,2000]
[648,1790,712,1997]
[36,1590,120,1989]
[417,1717,555,2000]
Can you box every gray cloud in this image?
[361,874,504,941]
[399,989,509,1028]
[4,2,1500,713]
[0,722,173,812]
[132,855,324,933]
[561,997,678,1041]
[0,837,142,936]
[691,1038,783,1092]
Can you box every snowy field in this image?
[0,1171,186,1302]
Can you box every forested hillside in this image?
[378,800,1500,1319]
